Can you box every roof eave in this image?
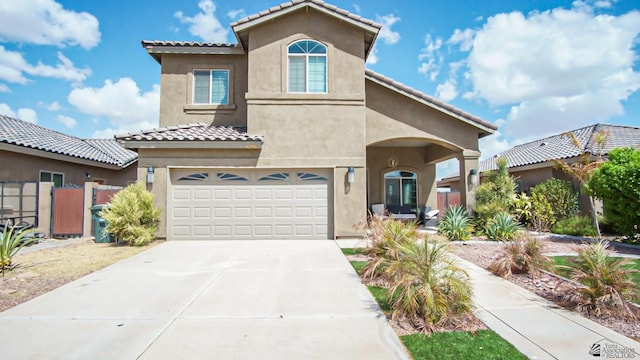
[231,2,380,56]
[121,140,263,150]
[142,43,245,64]
[365,74,497,136]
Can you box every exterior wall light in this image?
[469,168,478,186]
[147,166,155,184]
[347,166,355,183]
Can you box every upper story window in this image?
[288,40,327,93]
[193,69,229,104]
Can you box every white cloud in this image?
[353,4,361,13]
[0,47,91,85]
[0,84,9,93]
[0,0,100,49]
[479,130,511,159]
[68,77,159,135]
[56,114,76,129]
[44,101,61,111]
[436,80,458,102]
[375,14,401,45]
[436,158,459,180]
[366,46,378,65]
[0,103,38,123]
[227,9,246,20]
[448,28,475,52]
[418,34,443,81]
[451,3,640,140]
[175,0,228,43]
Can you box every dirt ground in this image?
[0,238,159,312]
[450,236,640,340]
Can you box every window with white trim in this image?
[288,40,327,93]
[40,171,64,187]
[193,69,229,104]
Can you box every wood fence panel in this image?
[52,188,84,237]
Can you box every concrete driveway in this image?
[0,240,409,359]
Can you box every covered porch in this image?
[366,138,480,222]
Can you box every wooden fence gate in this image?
[93,187,122,206]
[51,187,84,237]
[437,191,461,215]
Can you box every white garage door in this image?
[169,169,331,240]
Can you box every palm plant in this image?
[566,241,638,317]
[0,224,37,273]
[552,129,608,238]
[360,219,418,283]
[488,234,548,278]
[484,212,521,241]
[438,206,473,241]
[384,238,473,333]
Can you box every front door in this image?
[384,171,417,212]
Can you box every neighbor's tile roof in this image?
[230,0,381,30]
[0,114,137,167]
[141,40,239,48]
[480,123,640,172]
[116,123,264,142]
[365,70,497,135]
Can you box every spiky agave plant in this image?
[438,206,473,241]
[567,241,638,318]
[360,219,418,284]
[484,212,521,241]
[0,224,37,273]
[385,237,473,333]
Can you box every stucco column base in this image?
[458,150,479,214]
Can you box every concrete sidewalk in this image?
[336,239,639,359]
[460,258,639,360]
[0,240,409,360]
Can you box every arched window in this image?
[288,40,327,93]
[384,171,417,212]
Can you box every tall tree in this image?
[552,129,608,238]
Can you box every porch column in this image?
[458,150,480,213]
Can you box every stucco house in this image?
[117,0,496,240]
[438,123,640,214]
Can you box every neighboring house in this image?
[438,123,640,213]
[0,114,138,186]
[118,0,496,240]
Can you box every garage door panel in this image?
[170,169,330,240]
[214,207,231,218]
[193,208,211,218]
[173,207,190,218]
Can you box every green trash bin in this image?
[89,204,113,243]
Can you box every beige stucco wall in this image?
[0,149,137,186]
[365,80,480,151]
[158,53,248,128]
[242,9,368,237]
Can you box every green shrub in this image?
[513,193,532,225]
[564,241,638,317]
[552,215,598,237]
[101,182,161,246]
[530,192,555,232]
[488,234,549,278]
[589,147,640,238]
[530,179,578,222]
[385,238,473,333]
[484,212,521,241]
[0,224,37,273]
[474,157,517,230]
[438,206,473,241]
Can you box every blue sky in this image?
[1,0,639,178]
